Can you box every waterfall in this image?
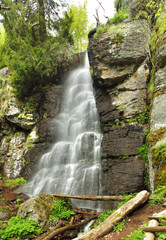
[24,53,102,210]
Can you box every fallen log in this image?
[73,190,150,240]
[141,226,166,232]
[38,215,97,240]
[144,220,159,240]
[52,193,124,201]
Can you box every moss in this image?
[152,137,166,166]
[113,33,125,44]
[154,169,166,189]
[147,128,166,146]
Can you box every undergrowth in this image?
[0,216,43,240]
[149,185,166,205]
[49,199,76,221]
[107,8,129,24]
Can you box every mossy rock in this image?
[17,193,64,229]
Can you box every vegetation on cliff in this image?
[0,0,90,99]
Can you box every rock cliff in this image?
[88,17,150,196]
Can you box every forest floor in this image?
[99,203,163,240]
[0,186,164,240]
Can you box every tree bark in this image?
[52,193,124,201]
[37,0,46,40]
[73,190,150,240]
[141,226,166,232]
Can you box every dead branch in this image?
[38,215,97,240]
[52,193,124,201]
[140,226,166,232]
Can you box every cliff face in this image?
[88,17,150,195]
[88,0,166,195]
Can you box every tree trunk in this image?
[73,190,150,240]
[37,0,46,40]
[52,193,124,201]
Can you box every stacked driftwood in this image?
[141,204,166,240]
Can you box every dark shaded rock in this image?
[102,124,144,158]
[102,156,145,195]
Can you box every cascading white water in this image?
[24,53,102,210]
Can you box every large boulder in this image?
[17,193,62,229]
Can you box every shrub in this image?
[3,177,27,188]
[122,228,145,240]
[137,111,149,124]
[49,199,75,221]
[0,216,43,240]
[107,8,129,24]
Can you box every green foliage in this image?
[67,0,93,52]
[113,219,127,232]
[137,111,149,124]
[122,228,145,240]
[49,199,75,221]
[93,209,115,228]
[0,24,5,47]
[8,38,61,99]
[0,216,43,240]
[108,8,129,24]
[118,193,137,208]
[139,144,148,163]
[155,217,166,239]
[4,177,27,188]
[94,24,110,37]
[149,185,166,205]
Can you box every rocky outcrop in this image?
[88,17,151,196]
